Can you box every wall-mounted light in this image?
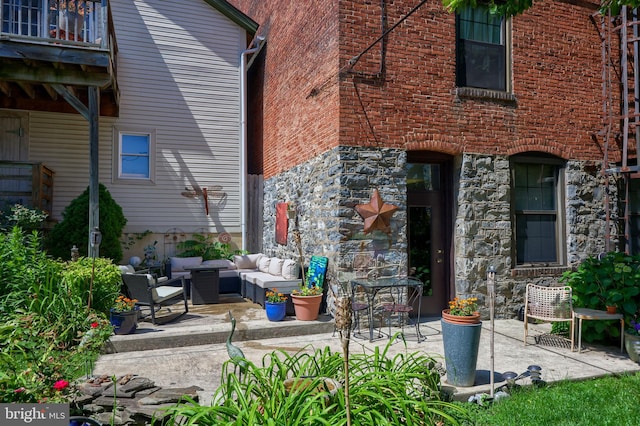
[90,227,102,248]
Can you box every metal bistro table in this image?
[351,277,424,342]
[185,265,228,304]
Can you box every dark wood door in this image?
[407,161,450,316]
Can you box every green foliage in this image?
[0,204,48,233]
[441,0,534,17]
[162,342,470,425]
[177,233,242,260]
[561,252,640,343]
[61,257,122,315]
[120,230,152,253]
[466,373,640,425]
[0,227,50,302]
[0,228,115,403]
[440,0,640,18]
[45,183,127,262]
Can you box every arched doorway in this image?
[406,152,453,316]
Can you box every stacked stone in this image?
[73,375,202,426]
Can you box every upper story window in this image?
[456,5,507,92]
[511,154,565,266]
[114,128,156,183]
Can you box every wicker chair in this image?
[523,284,574,350]
[119,266,188,325]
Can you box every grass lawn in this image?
[463,372,640,425]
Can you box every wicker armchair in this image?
[523,284,574,350]
[119,266,188,325]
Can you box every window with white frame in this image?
[114,129,155,183]
[511,154,565,265]
[456,4,508,91]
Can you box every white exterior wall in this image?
[31,0,247,237]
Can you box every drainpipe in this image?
[240,35,265,252]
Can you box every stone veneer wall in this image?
[454,153,611,318]
[262,146,408,315]
[262,148,612,319]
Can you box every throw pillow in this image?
[171,256,203,272]
[258,256,271,273]
[233,253,264,269]
[281,259,300,280]
[268,257,285,276]
[202,259,236,269]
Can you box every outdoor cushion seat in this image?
[120,270,188,325]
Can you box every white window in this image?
[114,128,155,183]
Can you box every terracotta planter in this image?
[606,305,617,314]
[291,294,322,321]
[442,309,481,325]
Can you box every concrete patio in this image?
[93,295,640,402]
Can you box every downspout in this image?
[240,35,265,251]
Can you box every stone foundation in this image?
[261,147,613,319]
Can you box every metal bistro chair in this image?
[119,266,189,325]
[379,277,423,341]
[523,283,574,350]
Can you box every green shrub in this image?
[561,252,640,343]
[162,343,470,425]
[61,257,122,316]
[177,233,243,260]
[45,184,127,262]
[0,204,48,233]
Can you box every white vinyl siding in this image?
[28,0,247,234]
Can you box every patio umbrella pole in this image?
[487,266,496,398]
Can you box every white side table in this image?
[573,308,624,353]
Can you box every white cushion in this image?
[171,256,202,272]
[119,265,135,274]
[258,256,271,273]
[233,253,263,269]
[281,259,300,280]
[202,259,236,269]
[152,286,184,303]
[243,271,301,289]
[268,257,284,276]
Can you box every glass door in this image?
[407,161,450,316]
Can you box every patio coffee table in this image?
[573,307,624,353]
[186,265,227,304]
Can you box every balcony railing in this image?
[1,0,108,48]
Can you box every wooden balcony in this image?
[0,161,54,216]
[0,0,118,116]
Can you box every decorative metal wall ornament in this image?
[354,189,399,234]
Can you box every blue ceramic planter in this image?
[265,302,287,321]
[110,308,139,335]
[441,318,482,387]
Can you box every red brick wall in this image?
[231,0,606,178]
[230,1,341,178]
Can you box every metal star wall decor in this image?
[354,189,399,234]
